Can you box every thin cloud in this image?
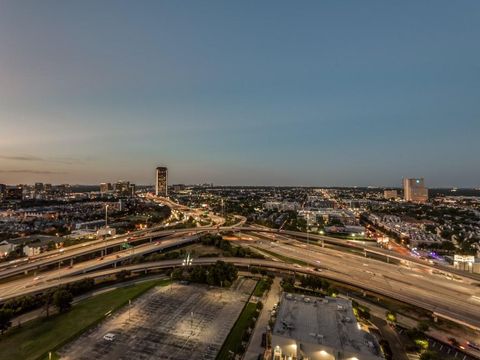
[0,155,90,165]
[0,170,68,175]
[0,155,43,161]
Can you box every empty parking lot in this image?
[59,279,256,360]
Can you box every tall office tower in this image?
[0,184,6,202]
[129,183,136,197]
[155,167,168,197]
[34,182,44,193]
[403,178,428,203]
[114,181,130,196]
[100,182,112,193]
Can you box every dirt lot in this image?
[59,279,256,360]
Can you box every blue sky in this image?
[0,1,479,187]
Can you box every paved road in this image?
[2,251,480,331]
[244,278,281,360]
[59,282,254,360]
[239,238,480,331]
[370,317,409,360]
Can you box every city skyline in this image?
[1,1,479,187]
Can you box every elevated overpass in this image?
[2,223,478,283]
[2,257,480,332]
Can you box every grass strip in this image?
[0,278,170,360]
[255,247,310,267]
[216,302,257,359]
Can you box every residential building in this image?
[384,189,398,200]
[0,240,15,257]
[5,186,23,201]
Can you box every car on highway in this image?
[467,341,480,351]
[103,333,116,341]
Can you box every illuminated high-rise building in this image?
[403,178,428,203]
[100,182,112,193]
[0,184,6,202]
[155,167,168,197]
[114,181,130,196]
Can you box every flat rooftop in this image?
[272,293,382,360]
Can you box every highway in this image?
[0,234,204,300]
[238,234,480,328]
[235,226,480,282]
[0,214,241,281]
[2,254,480,331]
[2,216,480,331]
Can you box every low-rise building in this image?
[7,235,64,257]
[383,190,398,200]
[271,293,383,360]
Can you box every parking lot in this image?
[59,279,256,360]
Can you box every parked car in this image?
[103,333,116,341]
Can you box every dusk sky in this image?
[0,1,479,187]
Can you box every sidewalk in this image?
[244,277,281,360]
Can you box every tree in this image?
[419,351,441,360]
[386,311,397,324]
[417,320,430,332]
[0,309,13,335]
[171,267,184,280]
[53,289,73,313]
[116,270,130,282]
[43,289,55,317]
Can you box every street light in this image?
[105,204,109,227]
[306,212,310,245]
[182,253,193,267]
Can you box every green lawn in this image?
[255,247,310,267]
[253,278,269,297]
[216,302,257,359]
[0,278,170,360]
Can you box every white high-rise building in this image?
[403,178,428,203]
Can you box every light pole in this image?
[103,204,110,258]
[182,253,193,267]
[190,311,194,335]
[306,212,310,245]
[105,204,109,227]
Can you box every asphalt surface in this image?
[58,281,256,360]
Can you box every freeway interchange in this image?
[1,219,480,332]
